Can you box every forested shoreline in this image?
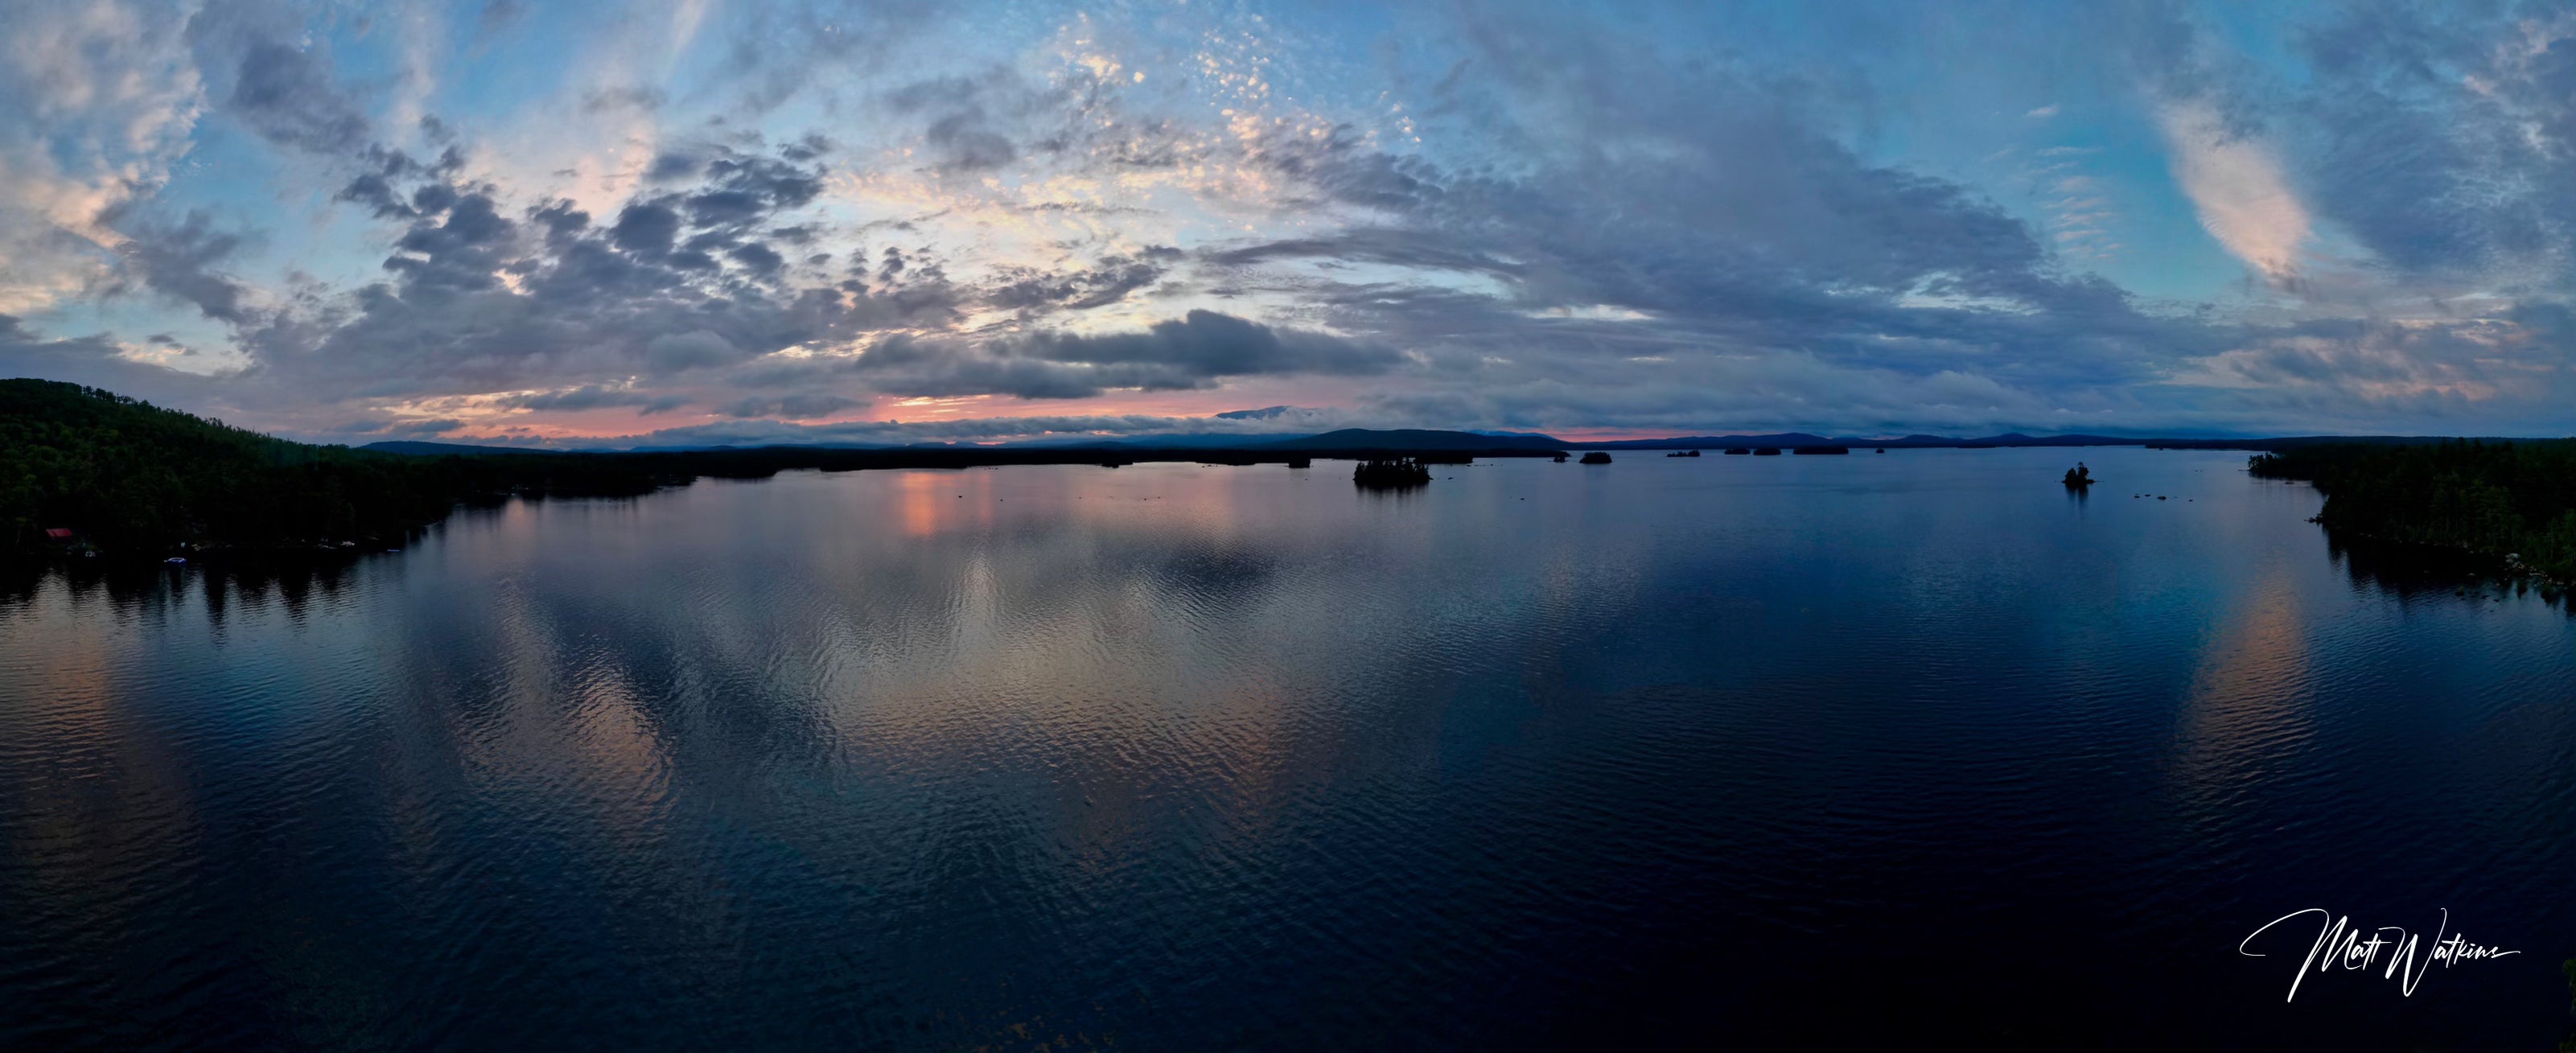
[19,376,2574,577]
[1,380,687,557]
[2249,439,2576,584]
[2,380,1558,559]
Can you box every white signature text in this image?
[2239,908,2519,1002]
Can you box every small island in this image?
[2062,463,2094,487]
[1666,450,1702,458]
[1580,452,1613,464]
[1352,458,1434,487]
[1753,447,1782,456]
[1724,448,1751,455]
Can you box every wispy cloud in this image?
[2156,101,2312,290]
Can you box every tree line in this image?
[1,380,672,556]
[5,379,1567,558]
[2248,439,2576,580]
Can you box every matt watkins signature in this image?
[2240,908,2519,1002]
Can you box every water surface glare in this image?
[4,448,2574,1049]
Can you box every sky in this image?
[1,0,2570,446]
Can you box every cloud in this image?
[985,255,1167,313]
[718,393,858,418]
[224,39,370,153]
[106,208,256,323]
[1193,38,2204,411]
[0,0,203,314]
[1213,405,1298,420]
[2156,101,2313,289]
[2,0,2568,445]
[496,384,691,413]
[841,311,1405,400]
[2286,5,2574,281]
[553,406,1389,450]
[0,315,228,409]
[217,141,957,406]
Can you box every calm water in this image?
[4,448,2574,1051]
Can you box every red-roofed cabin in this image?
[43,528,76,541]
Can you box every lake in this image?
[4,447,2573,1050]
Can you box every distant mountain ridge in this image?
[362,440,565,455]
[1259,429,1569,451]
[361,428,2541,455]
[1574,432,2154,450]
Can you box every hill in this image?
[1577,432,2159,450]
[360,440,567,456]
[2,380,677,557]
[3,380,464,554]
[1261,429,1566,451]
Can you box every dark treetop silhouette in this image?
[2250,440,2576,584]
